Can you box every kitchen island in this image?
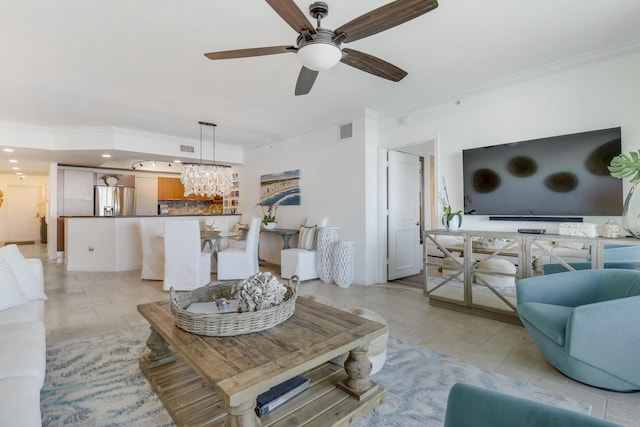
[63,214,240,272]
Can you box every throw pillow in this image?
[0,244,46,300]
[0,255,28,311]
[231,223,249,241]
[298,224,318,250]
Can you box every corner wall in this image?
[379,48,640,232]
[238,112,379,285]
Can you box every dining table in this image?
[200,230,241,252]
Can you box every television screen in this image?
[462,127,622,216]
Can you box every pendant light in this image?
[180,121,233,197]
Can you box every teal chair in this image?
[444,383,623,427]
[517,269,640,391]
[543,244,640,274]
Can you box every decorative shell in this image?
[104,176,118,186]
[232,272,287,312]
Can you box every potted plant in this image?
[257,203,278,229]
[609,150,640,238]
[439,178,462,231]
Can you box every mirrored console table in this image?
[424,229,640,324]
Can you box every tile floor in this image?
[21,243,639,426]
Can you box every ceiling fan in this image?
[204,0,438,95]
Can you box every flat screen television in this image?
[462,127,622,217]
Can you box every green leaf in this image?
[609,151,640,180]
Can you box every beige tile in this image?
[605,398,640,426]
[30,245,638,427]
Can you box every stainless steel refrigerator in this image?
[94,186,136,216]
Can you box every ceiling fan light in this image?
[297,42,341,71]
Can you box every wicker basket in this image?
[170,276,299,336]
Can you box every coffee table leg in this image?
[337,345,379,401]
[143,326,176,367]
[224,399,261,427]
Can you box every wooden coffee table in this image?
[137,296,388,427]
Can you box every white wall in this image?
[238,112,379,285]
[379,48,640,233]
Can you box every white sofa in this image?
[0,245,47,427]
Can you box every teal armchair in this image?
[516,269,640,391]
[444,383,623,427]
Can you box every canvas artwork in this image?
[260,169,301,206]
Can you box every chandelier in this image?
[180,121,233,197]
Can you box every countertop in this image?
[59,214,240,218]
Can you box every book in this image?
[255,375,310,417]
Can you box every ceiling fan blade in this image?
[205,45,297,60]
[335,0,438,43]
[295,66,319,96]
[341,48,407,82]
[265,0,316,34]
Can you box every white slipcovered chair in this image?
[140,218,164,280]
[227,214,251,250]
[280,216,328,281]
[163,220,211,291]
[217,217,261,280]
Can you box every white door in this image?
[8,185,41,242]
[388,151,422,280]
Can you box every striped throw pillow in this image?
[297,224,318,250]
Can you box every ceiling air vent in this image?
[339,122,353,141]
[180,144,195,153]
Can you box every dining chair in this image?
[163,220,211,291]
[280,216,328,281]
[140,218,165,280]
[217,217,261,280]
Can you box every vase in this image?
[332,241,355,288]
[316,227,339,283]
[622,180,640,238]
[263,222,277,230]
[602,219,622,238]
[442,213,462,232]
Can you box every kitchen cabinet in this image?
[157,177,222,202]
[135,176,158,215]
[157,177,182,200]
[62,169,95,216]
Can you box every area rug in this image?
[41,326,590,427]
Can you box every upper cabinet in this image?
[135,176,158,216]
[157,177,221,202]
[61,169,95,216]
[157,177,182,200]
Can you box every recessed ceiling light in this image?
[12,167,19,170]
[3,148,14,153]
[174,160,182,163]
[101,154,111,158]
[16,172,23,175]
[9,159,17,163]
